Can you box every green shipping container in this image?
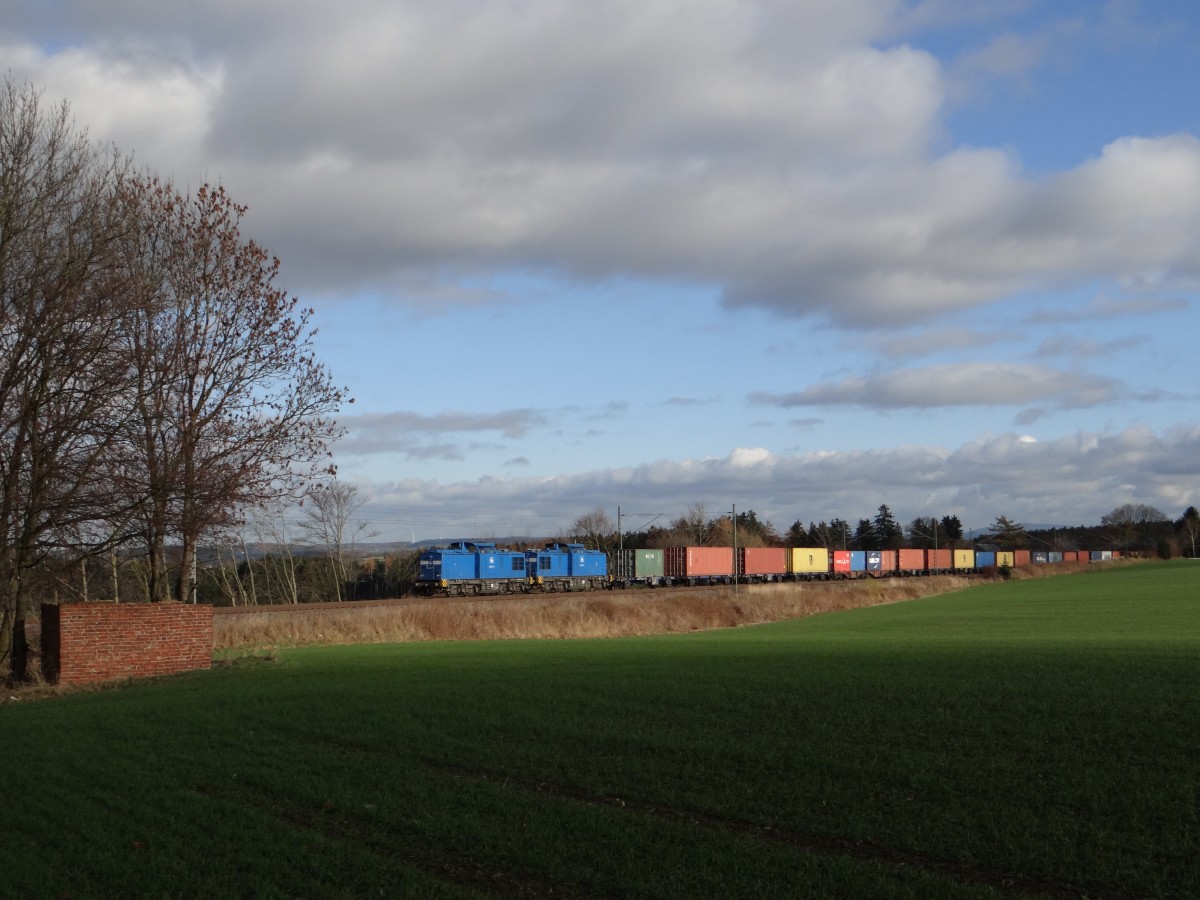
[612,548,664,580]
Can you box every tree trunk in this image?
[176,534,196,603]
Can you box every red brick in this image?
[41,602,214,686]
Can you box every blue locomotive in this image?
[416,541,610,596]
[416,541,530,596]
[527,543,609,591]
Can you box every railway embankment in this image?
[212,559,1112,651]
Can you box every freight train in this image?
[415,541,1117,595]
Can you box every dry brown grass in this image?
[212,572,996,651]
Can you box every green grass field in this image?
[3,561,1198,898]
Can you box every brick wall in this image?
[41,602,214,685]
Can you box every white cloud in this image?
[749,363,1120,410]
[2,38,220,170]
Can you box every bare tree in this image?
[662,502,710,546]
[0,80,138,676]
[210,538,256,607]
[1101,503,1168,552]
[568,507,616,551]
[1176,506,1200,558]
[116,177,348,602]
[251,503,299,604]
[298,480,374,601]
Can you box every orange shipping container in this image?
[664,547,733,577]
[1013,550,1031,566]
[927,549,952,571]
[738,547,787,577]
[897,549,925,572]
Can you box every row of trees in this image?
[572,504,973,552]
[0,81,346,674]
[569,503,1198,557]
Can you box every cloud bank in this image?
[352,426,1200,539]
[4,2,1199,329]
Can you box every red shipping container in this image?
[926,549,951,571]
[738,547,787,577]
[832,550,852,575]
[897,549,925,572]
[664,547,733,577]
[1013,550,1031,566]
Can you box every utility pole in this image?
[731,503,738,594]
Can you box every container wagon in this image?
[897,548,925,575]
[611,548,665,587]
[926,548,952,574]
[790,547,832,580]
[850,550,867,576]
[664,547,734,585]
[738,547,788,582]
[866,550,897,576]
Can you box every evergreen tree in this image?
[853,518,874,549]
[940,515,964,549]
[784,519,808,547]
[873,505,903,549]
[987,515,1027,549]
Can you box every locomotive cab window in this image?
[512,558,524,572]
[540,557,551,571]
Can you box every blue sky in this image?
[6,0,1199,541]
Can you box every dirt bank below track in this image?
[212,572,1013,650]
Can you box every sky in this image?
[4,0,1200,542]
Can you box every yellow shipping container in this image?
[954,549,975,569]
[788,547,830,575]
[996,551,1015,568]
